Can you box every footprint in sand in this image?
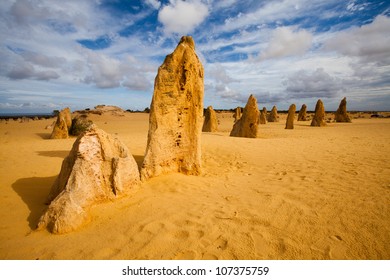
[174,230,190,240]
[174,250,197,260]
[215,236,228,250]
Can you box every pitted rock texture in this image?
[141,36,204,181]
[38,125,140,234]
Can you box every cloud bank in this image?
[0,0,389,112]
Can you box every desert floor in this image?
[0,112,389,260]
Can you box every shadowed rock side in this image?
[233,107,242,123]
[50,108,70,139]
[202,106,218,132]
[69,115,93,136]
[230,94,260,138]
[62,107,72,130]
[285,104,296,129]
[141,36,204,181]
[297,104,307,121]
[335,97,352,123]
[311,99,326,127]
[37,125,140,234]
[268,106,279,122]
[259,107,267,124]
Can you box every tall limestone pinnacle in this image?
[202,105,218,132]
[311,99,326,127]
[335,97,351,123]
[285,104,296,129]
[230,94,260,138]
[141,36,204,181]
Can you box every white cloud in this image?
[84,52,122,88]
[220,0,324,33]
[7,62,60,81]
[158,0,209,34]
[208,64,237,84]
[82,51,152,90]
[144,0,161,10]
[284,68,343,98]
[324,15,390,65]
[21,51,66,68]
[260,26,313,60]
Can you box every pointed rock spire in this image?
[230,94,260,138]
[141,36,204,181]
[335,97,351,123]
[202,106,218,132]
[311,99,326,127]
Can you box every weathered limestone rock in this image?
[230,94,259,138]
[334,97,351,123]
[62,107,72,130]
[285,104,296,129]
[233,107,242,123]
[268,106,279,122]
[37,125,140,234]
[297,104,307,121]
[50,108,72,139]
[202,106,218,132]
[311,99,326,127]
[259,107,267,124]
[50,110,69,139]
[140,36,204,181]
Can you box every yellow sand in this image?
[0,112,389,260]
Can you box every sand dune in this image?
[0,112,389,259]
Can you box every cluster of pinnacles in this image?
[38,36,352,234]
[228,96,351,138]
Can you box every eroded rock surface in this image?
[50,109,69,139]
[230,94,259,138]
[233,107,242,123]
[311,99,326,127]
[335,97,351,123]
[259,107,267,124]
[37,125,140,234]
[202,106,218,132]
[141,36,204,180]
[285,104,296,129]
[297,104,307,121]
[268,106,279,122]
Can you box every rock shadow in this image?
[12,176,56,230]
[37,150,69,159]
[36,133,51,139]
[133,155,144,170]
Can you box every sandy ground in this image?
[0,112,389,260]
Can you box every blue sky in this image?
[0,0,389,113]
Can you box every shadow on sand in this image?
[12,176,56,230]
[133,155,144,170]
[37,150,69,159]
[36,133,51,139]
